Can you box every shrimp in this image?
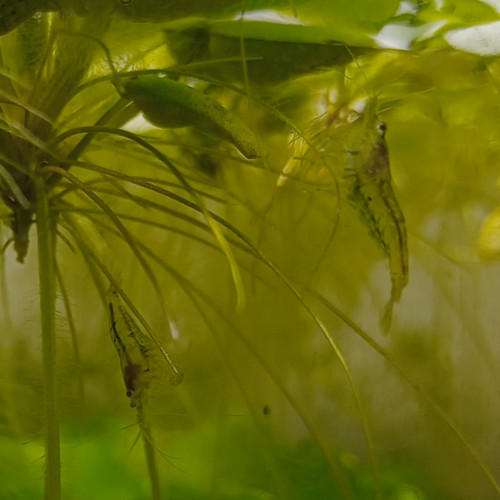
[333,99,408,331]
[346,113,407,331]
[107,288,156,408]
[289,97,408,331]
[107,287,180,499]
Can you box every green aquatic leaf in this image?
[118,73,262,159]
[2,3,500,500]
[165,20,376,86]
[0,0,114,37]
[207,19,375,45]
[437,0,500,22]
[0,0,54,36]
[297,0,400,31]
[115,0,241,22]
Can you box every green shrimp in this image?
[107,287,174,499]
[346,119,407,330]
[313,98,409,331]
[108,288,156,407]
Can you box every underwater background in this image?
[1,1,500,499]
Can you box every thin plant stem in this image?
[308,289,500,496]
[35,175,60,500]
[138,405,162,500]
[77,215,357,498]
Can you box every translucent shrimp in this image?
[342,104,408,331]
[107,287,178,499]
[287,97,408,331]
[108,288,156,408]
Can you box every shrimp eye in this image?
[377,122,387,137]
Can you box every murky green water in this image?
[1,1,500,499]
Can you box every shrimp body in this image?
[108,289,155,408]
[107,288,169,499]
[344,119,408,330]
[316,99,409,330]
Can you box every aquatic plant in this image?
[1,1,500,499]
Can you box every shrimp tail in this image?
[380,298,394,333]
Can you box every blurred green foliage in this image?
[1,0,500,499]
[0,418,439,499]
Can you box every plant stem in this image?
[36,175,61,500]
[138,405,161,500]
